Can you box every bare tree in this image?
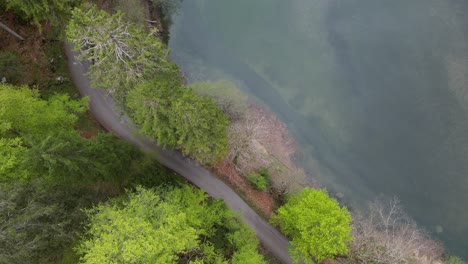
[338,197,445,264]
[0,21,24,41]
[225,104,307,193]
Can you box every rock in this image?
[1,77,6,83]
[335,192,344,199]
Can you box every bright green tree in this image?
[273,188,352,263]
[5,0,80,28]
[0,84,87,138]
[0,84,87,181]
[0,137,28,180]
[227,223,267,264]
[66,4,172,103]
[77,185,266,263]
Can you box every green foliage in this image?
[127,73,182,148]
[273,188,352,263]
[227,224,267,264]
[191,80,248,121]
[247,167,271,191]
[5,0,80,29]
[0,83,149,184]
[66,4,171,103]
[0,180,98,264]
[0,84,88,181]
[169,89,229,164]
[128,76,229,164]
[447,256,467,264]
[0,84,87,138]
[77,185,266,263]
[0,137,28,180]
[0,52,23,85]
[21,132,140,183]
[67,5,229,164]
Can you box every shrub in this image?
[246,167,271,191]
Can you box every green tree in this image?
[227,223,267,264]
[66,4,172,103]
[127,74,182,149]
[273,188,352,263]
[0,84,87,138]
[5,0,80,29]
[169,90,229,164]
[128,77,229,164]
[0,84,87,181]
[0,137,28,180]
[77,185,266,263]
[0,180,96,264]
[447,256,467,264]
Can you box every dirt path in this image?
[64,43,293,264]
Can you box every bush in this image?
[447,256,467,264]
[246,167,271,191]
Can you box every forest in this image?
[0,0,466,263]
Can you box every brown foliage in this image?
[338,197,445,264]
[225,103,307,194]
[214,160,274,216]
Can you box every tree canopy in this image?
[4,0,80,28]
[78,185,266,263]
[0,84,87,138]
[128,77,229,164]
[273,188,353,263]
[0,83,141,183]
[66,4,172,103]
[0,84,88,181]
[0,180,95,264]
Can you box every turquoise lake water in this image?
[169,0,468,257]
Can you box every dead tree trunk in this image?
[0,21,24,41]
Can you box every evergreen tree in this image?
[128,77,229,164]
[66,4,172,103]
[5,0,80,29]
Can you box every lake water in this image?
[169,0,468,257]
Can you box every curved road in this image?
[64,43,293,264]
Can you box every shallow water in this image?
[169,0,468,257]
